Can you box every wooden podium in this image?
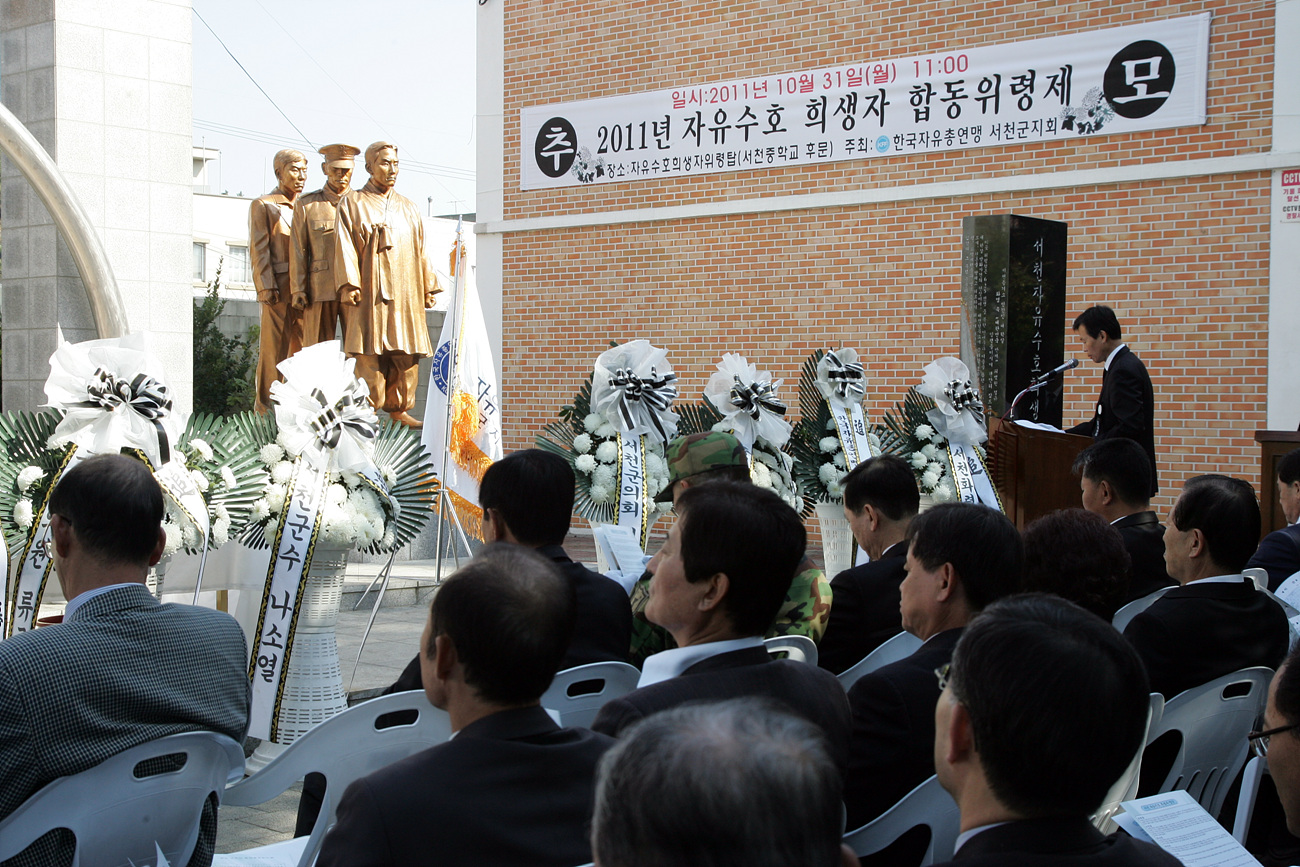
[987,417,1094,529]
[1256,430,1300,535]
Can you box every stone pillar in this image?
[1,0,194,412]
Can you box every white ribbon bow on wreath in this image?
[916,356,986,446]
[591,340,679,445]
[814,348,867,409]
[271,342,381,474]
[704,353,790,451]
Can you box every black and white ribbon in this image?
[309,385,378,452]
[729,375,786,421]
[943,379,983,416]
[608,366,678,445]
[821,350,866,404]
[79,368,174,466]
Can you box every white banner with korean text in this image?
[521,14,1209,190]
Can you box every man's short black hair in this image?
[842,454,920,521]
[1278,448,1300,486]
[1022,509,1131,620]
[591,698,844,867]
[1072,305,1122,341]
[428,543,576,704]
[1172,474,1261,574]
[949,594,1150,817]
[906,502,1022,611]
[477,449,574,547]
[675,481,805,636]
[47,454,163,567]
[1072,438,1152,507]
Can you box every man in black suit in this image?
[384,449,631,689]
[843,503,1022,839]
[931,595,1181,867]
[317,545,616,867]
[1067,305,1158,496]
[818,455,919,675]
[591,482,851,771]
[1247,447,1300,590]
[1123,474,1289,700]
[591,698,860,867]
[1074,438,1175,604]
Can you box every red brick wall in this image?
[499,0,1275,521]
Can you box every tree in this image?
[193,259,257,416]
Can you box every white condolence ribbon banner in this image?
[4,447,85,637]
[917,357,1004,513]
[615,434,651,551]
[815,349,875,471]
[521,13,1209,190]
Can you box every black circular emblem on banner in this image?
[1103,40,1176,119]
[534,117,578,178]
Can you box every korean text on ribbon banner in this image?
[520,13,1209,190]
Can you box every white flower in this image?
[187,438,214,462]
[260,443,284,466]
[589,483,613,503]
[926,461,945,478]
[935,480,957,501]
[381,466,397,487]
[381,529,396,549]
[266,483,287,513]
[595,423,616,439]
[592,464,616,489]
[573,433,593,454]
[252,498,270,521]
[583,413,604,433]
[910,452,928,470]
[15,466,44,493]
[327,484,349,506]
[575,454,598,474]
[819,463,839,485]
[826,480,844,499]
[189,469,210,493]
[219,466,237,489]
[182,525,200,549]
[276,431,293,452]
[161,520,181,558]
[645,453,666,476]
[914,424,936,442]
[213,503,231,523]
[867,432,882,450]
[711,421,730,433]
[921,443,939,461]
[921,468,941,490]
[271,461,295,485]
[656,501,673,513]
[819,436,840,454]
[929,428,946,445]
[833,452,846,469]
[825,418,837,431]
[212,520,229,547]
[596,441,619,463]
[14,498,33,529]
[752,462,772,489]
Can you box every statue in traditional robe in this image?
[334,142,439,428]
[250,148,307,412]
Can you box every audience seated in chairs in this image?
[1020,508,1131,621]
[317,544,616,867]
[591,481,851,771]
[1074,438,1176,604]
[590,697,860,867]
[818,455,920,676]
[842,502,1022,850]
[931,594,1181,867]
[1246,446,1300,590]
[1122,473,1289,701]
[628,431,833,664]
[0,454,249,867]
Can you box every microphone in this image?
[1030,358,1079,384]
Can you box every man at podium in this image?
[1067,305,1157,496]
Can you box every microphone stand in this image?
[1003,379,1053,422]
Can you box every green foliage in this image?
[193,261,256,417]
[676,401,724,436]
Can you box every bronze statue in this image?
[334,142,439,428]
[250,148,308,413]
[291,143,359,347]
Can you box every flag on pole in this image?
[421,229,502,539]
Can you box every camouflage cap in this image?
[654,430,749,502]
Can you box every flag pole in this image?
[433,220,470,582]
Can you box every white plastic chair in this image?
[221,690,451,867]
[1144,666,1273,817]
[842,774,959,865]
[0,730,245,867]
[1112,585,1174,632]
[837,631,923,692]
[541,661,641,729]
[764,634,818,665]
[1231,755,1270,844]
[1244,568,1269,591]
[1092,693,1164,833]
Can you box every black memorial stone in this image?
[960,214,1067,427]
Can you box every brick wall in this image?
[498,0,1275,524]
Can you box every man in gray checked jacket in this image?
[0,454,250,867]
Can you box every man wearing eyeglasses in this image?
[1247,650,1300,862]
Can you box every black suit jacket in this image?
[818,542,908,676]
[1246,523,1300,591]
[1112,512,1176,603]
[383,544,631,694]
[317,706,615,867]
[591,646,852,771]
[935,817,1183,866]
[844,628,962,833]
[1123,578,1289,699]
[1069,346,1158,495]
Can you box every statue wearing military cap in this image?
[291,143,360,347]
